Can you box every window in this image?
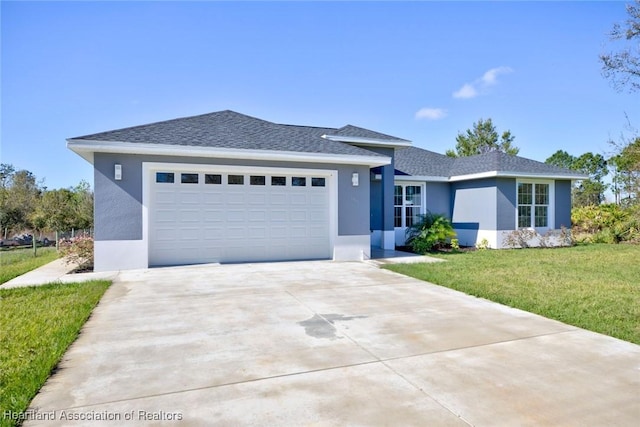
[518,182,550,228]
[250,176,266,186]
[228,175,244,185]
[311,177,325,187]
[181,173,198,184]
[271,176,286,186]
[292,177,306,187]
[394,184,423,228]
[156,172,174,183]
[205,174,221,184]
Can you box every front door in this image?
[394,183,424,246]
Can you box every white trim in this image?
[333,235,370,261]
[67,139,392,167]
[381,230,395,250]
[94,240,147,272]
[449,170,586,182]
[142,162,338,266]
[394,175,449,182]
[322,134,412,148]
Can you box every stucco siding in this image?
[425,182,451,218]
[555,179,572,228]
[94,154,143,240]
[496,178,516,230]
[451,178,497,230]
[93,153,370,241]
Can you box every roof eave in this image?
[66,139,392,167]
[448,171,589,182]
[322,134,412,148]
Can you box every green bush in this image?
[572,203,640,243]
[406,212,456,253]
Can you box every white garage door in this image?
[148,166,332,266]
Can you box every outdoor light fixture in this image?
[114,164,122,181]
[352,172,359,186]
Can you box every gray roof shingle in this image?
[70,110,399,158]
[395,147,585,179]
[330,125,410,142]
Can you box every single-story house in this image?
[68,110,586,272]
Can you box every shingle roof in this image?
[330,125,410,142]
[395,147,585,179]
[394,146,455,177]
[70,110,399,158]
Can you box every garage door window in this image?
[312,177,326,187]
[181,173,199,184]
[205,174,221,184]
[156,172,174,183]
[250,176,266,186]
[271,176,286,186]
[228,175,244,185]
[292,177,306,187]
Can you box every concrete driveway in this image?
[26,261,639,426]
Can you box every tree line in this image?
[0,164,93,239]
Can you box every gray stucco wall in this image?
[93,153,371,241]
[554,180,572,228]
[496,178,516,230]
[425,182,451,218]
[367,147,395,232]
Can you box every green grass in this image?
[0,248,59,285]
[0,281,111,427]
[385,244,640,344]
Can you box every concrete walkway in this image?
[21,260,640,426]
[1,258,119,289]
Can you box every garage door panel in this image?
[179,210,200,222]
[180,192,200,204]
[203,209,225,222]
[270,194,288,205]
[149,169,331,266]
[290,210,307,221]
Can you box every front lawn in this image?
[0,248,59,285]
[385,244,640,345]
[0,281,111,427]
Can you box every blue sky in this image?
[2,1,638,190]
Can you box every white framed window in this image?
[517,180,553,229]
[394,184,424,228]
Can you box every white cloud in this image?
[452,84,478,99]
[415,107,447,120]
[453,66,513,99]
[481,66,513,85]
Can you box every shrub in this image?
[475,238,491,250]
[572,203,640,243]
[406,212,456,254]
[450,238,460,252]
[59,235,94,270]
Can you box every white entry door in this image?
[147,165,333,266]
[394,183,424,246]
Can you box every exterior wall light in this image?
[352,172,359,186]
[114,164,122,181]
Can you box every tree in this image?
[545,150,576,170]
[446,118,519,157]
[31,189,78,233]
[610,136,640,204]
[600,0,640,92]
[0,167,42,235]
[545,151,609,206]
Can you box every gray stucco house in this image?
[68,110,585,272]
